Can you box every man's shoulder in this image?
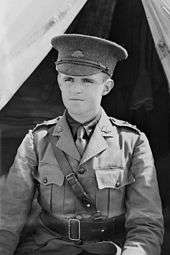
[109,117,140,134]
[32,116,62,133]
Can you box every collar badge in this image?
[101,126,111,133]
[56,125,63,133]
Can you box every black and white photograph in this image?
[0,1,170,254]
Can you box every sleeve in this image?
[122,132,164,255]
[0,130,37,255]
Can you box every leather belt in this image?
[40,211,125,243]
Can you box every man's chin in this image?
[69,109,86,116]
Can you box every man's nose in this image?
[73,83,83,92]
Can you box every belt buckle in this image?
[68,218,81,241]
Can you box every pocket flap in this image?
[95,169,135,189]
[35,163,64,186]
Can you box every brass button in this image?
[43,177,48,184]
[115,181,120,188]
[78,168,86,174]
[86,204,91,208]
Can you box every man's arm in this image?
[0,130,37,255]
[122,132,164,255]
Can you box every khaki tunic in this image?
[0,109,164,255]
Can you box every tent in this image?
[0,0,170,254]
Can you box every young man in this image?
[0,34,163,255]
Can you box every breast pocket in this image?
[34,163,65,212]
[95,168,135,216]
[95,168,135,190]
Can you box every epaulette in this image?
[110,117,140,134]
[32,116,62,132]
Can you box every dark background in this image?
[0,1,170,254]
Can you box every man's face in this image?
[57,72,113,118]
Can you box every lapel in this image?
[80,109,115,165]
[50,113,81,161]
[48,109,115,164]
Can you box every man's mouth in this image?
[69,98,84,101]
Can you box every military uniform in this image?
[0,34,164,255]
[0,108,163,255]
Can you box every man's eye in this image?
[64,77,74,82]
[82,78,94,83]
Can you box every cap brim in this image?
[56,63,109,76]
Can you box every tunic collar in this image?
[65,109,102,139]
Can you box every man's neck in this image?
[67,108,101,124]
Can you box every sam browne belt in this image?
[40,210,125,243]
[45,131,125,243]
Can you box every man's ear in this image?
[102,78,114,96]
[57,73,62,88]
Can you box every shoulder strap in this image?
[110,117,140,134]
[47,135,100,216]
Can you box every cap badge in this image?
[71,50,84,58]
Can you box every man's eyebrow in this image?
[63,76,74,80]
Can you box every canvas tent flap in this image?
[141,0,170,91]
[0,0,87,111]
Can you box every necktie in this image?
[75,126,87,156]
